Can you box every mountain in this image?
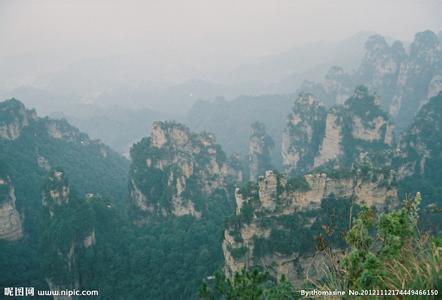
[186,94,292,168]
[0,98,129,294]
[125,121,246,298]
[304,30,442,131]
[55,106,176,156]
[129,121,242,222]
[217,31,375,92]
[248,122,274,181]
[282,86,394,174]
[223,167,397,284]
[221,91,442,288]
[395,92,442,227]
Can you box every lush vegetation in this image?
[199,269,296,300]
[312,193,441,292]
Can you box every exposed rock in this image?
[223,167,397,284]
[83,229,96,248]
[394,92,442,180]
[0,98,36,140]
[282,94,326,173]
[323,66,353,105]
[299,30,441,131]
[37,156,51,171]
[129,121,242,222]
[0,177,23,240]
[314,112,342,167]
[42,170,70,217]
[249,122,274,181]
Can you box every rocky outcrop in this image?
[299,30,441,131]
[223,167,397,285]
[42,170,70,217]
[41,170,96,299]
[0,177,23,240]
[282,94,326,173]
[394,92,442,179]
[314,111,342,167]
[248,122,274,181]
[129,121,242,222]
[0,98,37,140]
[284,87,394,172]
[390,30,442,129]
[323,66,353,105]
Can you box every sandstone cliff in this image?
[282,93,326,173]
[0,177,23,240]
[248,122,274,181]
[0,98,37,140]
[42,170,96,299]
[283,87,394,172]
[129,121,242,222]
[223,167,397,285]
[300,30,442,131]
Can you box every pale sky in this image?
[0,0,441,91]
[1,0,441,60]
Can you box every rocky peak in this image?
[409,30,440,62]
[42,169,70,216]
[364,35,390,54]
[248,122,274,181]
[323,67,353,105]
[284,87,394,172]
[395,92,442,178]
[282,94,326,173]
[0,98,36,140]
[0,176,23,240]
[129,121,242,222]
[151,121,190,149]
[223,165,397,283]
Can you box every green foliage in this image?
[315,193,441,291]
[199,269,296,300]
[285,176,310,192]
[230,246,248,260]
[0,105,129,293]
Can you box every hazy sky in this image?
[0,0,441,93]
[1,0,441,61]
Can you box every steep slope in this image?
[41,169,96,298]
[248,122,274,181]
[395,92,442,219]
[126,121,247,298]
[0,98,129,293]
[282,93,326,173]
[223,167,397,286]
[302,30,442,131]
[282,86,394,173]
[129,121,242,222]
[0,176,22,241]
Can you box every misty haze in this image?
[0,0,441,299]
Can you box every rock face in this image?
[395,92,442,179]
[302,30,442,131]
[0,98,36,140]
[282,93,326,173]
[223,168,397,285]
[129,121,242,222]
[42,170,70,217]
[283,87,394,172]
[313,111,342,167]
[0,177,23,240]
[390,30,442,130]
[42,170,96,299]
[248,122,274,181]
